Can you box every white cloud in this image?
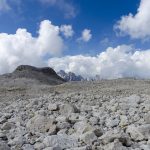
[0,20,64,74]
[48,45,150,79]
[78,29,92,42]
[0,0,10,12]
[115,0,150,40]
[39,0,76,18]
[60,25,74,38]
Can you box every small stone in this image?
[22,144,34,150]
[0,141,10,150]
[56,116,67,122]
[103,139,128,150]
[119,115,128,127]
[80,131,97,145]
[8,135,25,147]
[89,117,99,126]
[144,112,150,124]
[99,130,131,146]
[1,122,16,131]
[126,124,150,141]
[68,146,92,150]
[59,104,78,117]
[34,142,45,150]
[80,105,92,112]
[0,132,7,141]
[48,104,58,111]
[56,122,71,130]
[106,118,120,128]
[43,147,62,150]
[73,121,93,135]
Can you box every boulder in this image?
[26,115,56,134]
[80,131,97,145]
[59,104,78,117]
[0,141,10,150]
[126,124,150,141]
[43,135,78,149]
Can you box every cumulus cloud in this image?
[115,0,150,40]
[0,20,64,74]
[39,0,77,18]
[0,0,10,12]
[48,45,150,79]
[78,29,92,42]
[60,25,74,38]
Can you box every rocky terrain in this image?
[0,69,150,149]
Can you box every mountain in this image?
[57,70,85,81]
[57,70,104,81]
[0,65,65,85]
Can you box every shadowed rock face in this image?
[0,65,66,85]
[14,65,58,77]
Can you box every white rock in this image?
[126,124,150,141]
[8,135,25,147]
[22,144,34,150]
[99,130,131,146]
[144,112,150,124]
[0,141,10,150]
[48,104,58,111]
[106,118,120,128]
[68,146,91,150]
[73,121,93,135]
[43,135,78,149]
[119,115,128,127]
[34,142,45,150]
[59,104,78,117]
[103,139,128,150]
[80,131,97,145]
[56,116,67,122]
[43,147,62,150]
[1,122,16,131]
[26,114,56,134]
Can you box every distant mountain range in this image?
[57,70,102,81]
[57,70,85,81]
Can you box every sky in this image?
[0,0,150,79]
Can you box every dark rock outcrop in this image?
[1,65,65,85]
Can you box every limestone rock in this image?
[80,131,97,145]
[48,104,58,111]
[126,124,150,141]
[59,104,78,117]
[43,135,78,149]
[0,141,10,150]
[26,115,56,134]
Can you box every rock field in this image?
[0,79,150,150]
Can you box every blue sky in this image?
[1,0,150,78]
[0,0,144,55]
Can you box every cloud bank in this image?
[0,19,150,79]
[115,0,150,40]
[48,45,150,79]
[0,20,64,74]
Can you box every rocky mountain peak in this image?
[1,65,65,85]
